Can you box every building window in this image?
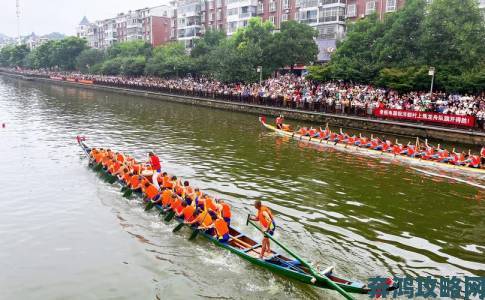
[294,12,299,20]
[320,6,345,22]
[228,8,238,15]
[365,0,376,15]
[386,0,396,12]
[299,9,317,23]
[217,10,222,20]
[257,2,264,13]
[269,1,276,12]
[269,15,275,24]
[317,24,338,39]
[346,4,356,17]
[282,13,288,21]
[283,0,289,9]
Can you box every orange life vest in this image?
[163,176,173,189]
[221,203,231,218]
[130,175,141,188]
[123,173,131,184]
[145,184,159,200]
[205,197,217,211]
[214,219,229,237]
[196,211,213,227]
[132,164,141,174]
[183,205,195,222]
[170,198,182,211]
[257,205,273,229]
[161,189,172,206]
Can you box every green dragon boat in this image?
[78,139,397,299]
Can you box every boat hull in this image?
[78,141,384,295]
[260,118,485,176]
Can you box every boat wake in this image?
[411,167,485,189]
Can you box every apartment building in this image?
[226,0,258,34]
[77,5,173,49]
[175,0,204,48]
[346,0,405,21]
[201,0,226,33]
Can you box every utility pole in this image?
[428,66,435,97]
[16,0,21,45]
[257,66,262,85]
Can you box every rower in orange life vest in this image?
[147,152,162,190]
[369,135,383,151]
[298,127,308,136]
[249,200,276,259]
[466,152,481,168]
[275,115,284,130]
[206,211,230,243]
[381,139,392,152]
[400,142,416,157]
[216,199,232,226]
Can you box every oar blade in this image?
[172,223,185,232]
[188,229,199,240]
[145,201,155,211]
[122,189,133,198]
[164,210,176,222]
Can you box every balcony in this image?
[300,18,317,24]
[319,15,345,22]
[239,12,255,18]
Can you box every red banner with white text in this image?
[373,108,476,127]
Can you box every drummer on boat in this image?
[249,200,276,259]
[275,115,284,130]
[147,152,162,190]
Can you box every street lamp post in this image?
[428,66,435,96]
[257,66,262,85]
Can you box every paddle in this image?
[173,222,185,232]
[122,188,133,198]
[188,228,201,240]
[164,210,176,222]
[246,215,354,300]
[188,210,209,240]
[145,200,155,211]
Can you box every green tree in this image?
[75,48,105,73]
[269,21,318,69]
[101,57,123,75]
[53,37,88,70]
[376,66,429,92]
[107,40,152,59]
[145,42,193,77]
[231,17,275,80]
[191,29,226,75]
[0,44,30,67]
[324,14,385,83]
[122,56,146,76]
[420,0,485,91]
[373,0,426,67]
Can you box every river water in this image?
[0,77,483,300]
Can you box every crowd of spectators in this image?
[4,68,485,129]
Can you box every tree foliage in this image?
[312,0,485,92]
[75,48,105,73]
[145,42,193,77]
[0,44,30,67]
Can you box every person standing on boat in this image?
[275,115,284,129]
[147,152,162,190]
[480,147,485,166]
[250,200,276,259]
